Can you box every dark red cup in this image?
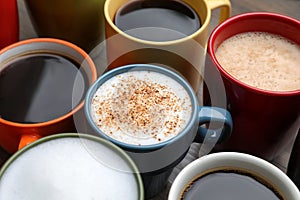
[0,0,19,49]
[204,12,300,161]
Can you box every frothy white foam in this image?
[91,70,192,145]
[216,32,300,91]
[0,137,139,200]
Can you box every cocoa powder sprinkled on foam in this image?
[91,71,192,145]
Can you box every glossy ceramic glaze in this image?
[0,133,144,200]
[0,38,97,153]
[104,0,231,92]
[84,64,232,198]
[169,152,300,200]
[205,12,300,160]
[0,0,19,49]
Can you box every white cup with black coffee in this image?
[169,152,300,200]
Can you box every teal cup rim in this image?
[0,133,144,200]
[84,64,199,151]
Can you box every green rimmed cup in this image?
[0,133,144,200]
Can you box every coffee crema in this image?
[215,32,300,91]
[114,0,201,41]
[0,137,139,199]
[91,70,192,145]
[180,168,284,200]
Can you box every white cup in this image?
[169,152,300,200]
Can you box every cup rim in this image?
[0,38,97,128]
[169,152,300,199]
[84,64,198,151]
[104,0,211,45]
[0,133,145,199]
[208,12,300,96]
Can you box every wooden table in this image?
[0,0,299,199]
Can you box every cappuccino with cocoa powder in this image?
[90,70,192,145]
[215,32,300,92]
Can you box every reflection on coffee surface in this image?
[0,137,139,199]
[114,0,201,41]
[91,70,192,145]
[0,53,89,123]
[216,32,300,91]
[181,168,284,200]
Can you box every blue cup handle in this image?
[194,106,232,144]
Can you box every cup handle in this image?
[194,106,232,144]
[206,0,231,23]
[18,134,42,150]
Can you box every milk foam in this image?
[216,32,300,91]
[91,70,192,145]
[0,138,139,200]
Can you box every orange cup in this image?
[0,38,97,153]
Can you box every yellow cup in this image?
[104,0,231,91]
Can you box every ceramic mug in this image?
[0,0,19,49]
[0,38,97,153]
[0,133,144,199]
[169,152,300,199]
[84,64,232,198]
[24,0,106,52]
[104,0,231,92]
[204,12,300,160]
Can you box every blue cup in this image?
[84,64,232,198]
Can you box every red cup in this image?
[0,0,19,49]
[204,12,300,160]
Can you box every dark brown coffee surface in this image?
[0,53,88,123]
[181,169,283,200]
[114,0,201,41]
